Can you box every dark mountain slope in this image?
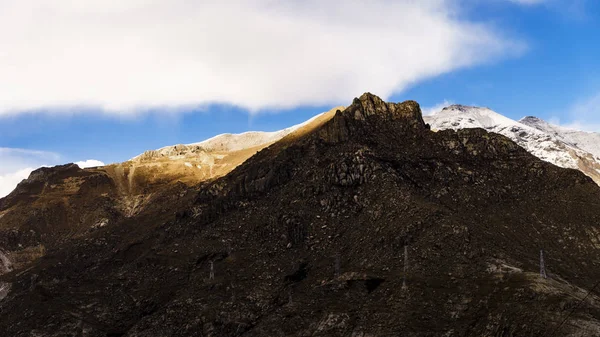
[1,94,600,336]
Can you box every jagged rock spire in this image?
[344,93,426,128]
[318,92,428,142]
[318,93,428,143]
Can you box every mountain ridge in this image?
[2,94,600,335]
[425,104,600,185]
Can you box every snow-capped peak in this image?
[184,110,329,153]
[432,104,525,131]
[425,105,600,185]
[519,116,544,124]
[519,116,600,160]
[130,106,344,163]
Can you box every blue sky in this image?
[0,0,599,196]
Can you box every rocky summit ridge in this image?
[1,94,600,336]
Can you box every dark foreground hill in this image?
[2,94,600,336]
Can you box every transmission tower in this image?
[540,249,547,279]
[402,245,408,289]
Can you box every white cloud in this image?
[0,0,523,116]
[422,100,454,116]
[75,159,105,168]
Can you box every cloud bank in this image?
[0,0,522,116]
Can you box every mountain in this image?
[0,106,341,273]
[2,94,600,336]
[519,116,600,159]
[130,105,343,174]
[425,104,600,185]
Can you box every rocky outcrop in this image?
[345,93,425,126]
[25,163,81,183]
[329,148,378,186]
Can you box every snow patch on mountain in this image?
[132,107,343,162]
[129,101,600,186]
[426,105,579,169]
[425,105,600,185]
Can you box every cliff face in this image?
[2,94,600,336]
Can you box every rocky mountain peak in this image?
[345,93,425,126]
[520,116,543,123]
[0,163,87,213]
[316,94,427,143]
[426,106,600,185]
[440,104,480,114]
[25,163,81,184]
[438,104,499,118]
[519,116,549,129]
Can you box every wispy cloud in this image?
[553,92,600,132]
[0,0,524,116]
[421,100,455,116]
[0,147,60,158]
[0,148,60,174]
[508,0,547,5]
[0,148,104,198]
[507,0,590,20]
